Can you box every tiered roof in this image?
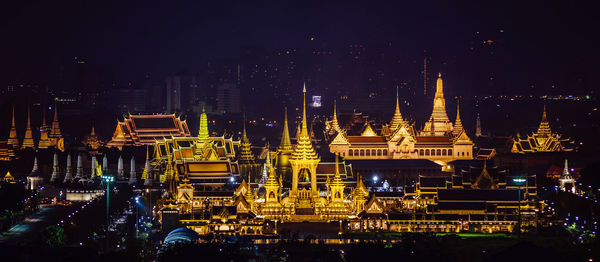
[107,114,191,148]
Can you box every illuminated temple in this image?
[107,114,191,149]
[152,84,538,235]
[511,105,574,153]
[328,73,474,164]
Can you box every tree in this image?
[41,225,66,246]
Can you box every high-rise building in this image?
[216,83,241,114]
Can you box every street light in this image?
[513,177,527,234]
[135,196,140,238]
[102,175,114,250]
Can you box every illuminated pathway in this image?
[0,203,83,244]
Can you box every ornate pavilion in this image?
[153,84,539,236]
[328,73,474,164]
[511,105,575,153]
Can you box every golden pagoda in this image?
[288,83,320,197]
[49,101,63,146]
[452,102,463,137]
[4,171,16,183]
[198,107,209,143]
[511,105,574,153]
[82,125,103,150]
[328,72,473,163]
[360,123,377,137]
[38,109,51,149]
[21,106,35,149]
[389,86,407,132]
[275,107,293,181]
[7,105,19,149]
[237,116,260,182]
[422,73,453,136]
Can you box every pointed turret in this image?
[21,106,35,149]
[91,155,97,178]
[144,146,153,186]
[289,83,320,195]
[198,107,209,143]
[276,107,293,180]
[360,123,377,137]
[329,154,345,202]
[30,156,40,176]
[475,113,482,137]
[63,154,73,183]
[102,155,108,173]
[38,109,51,149]
[50,101,62,142]
[390,86,406,131]
[264,151,280,203]
[129,156,137,184]
[117,156,124,180]
[537,105,552,138]
[422,73,452,136]
[238,115,259,182]
[331,100,342,133]
[50,153,60,182]
[75,154,83,179]
[559,159,575,192]
[452,101,464,137]
[8,105,19,148]
[279,107,292,151]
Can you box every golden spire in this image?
[431,73,449,121]
[142,145,149,180]
[301,82,308,135]
[537,104,552,138]
[21,106,35,149]
[360,123,377,137]
[50,101,62,138]
[390,85,405,130]
[8,105,19,148]
[278,107,292,151]
[453,100,464,136]
[422,73,452,136]
[198,106,209,142]
[332,153,343,186]
[331,100,342,133]
[291,83,319,161]
[238,114,258,181]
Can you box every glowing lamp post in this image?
[102,175,114,249]
[513,177,527,234]
[135,196,140,238]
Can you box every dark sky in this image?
[3,0,598,89]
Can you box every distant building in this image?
[106,114,191,149]
[329,74,474,164]
[216,83,241,114]
[511,106,575,153]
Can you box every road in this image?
[0,203,82,245]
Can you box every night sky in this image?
[3,0,598,94]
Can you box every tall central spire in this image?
[431,73,449,121]
[422,73,452,136]
[279,107,292,150]
[331,100,342,133]
[390,86,405,130]
[8,105,19,148]
[22,106,35,149]
[452,101,464,136]
[302,83,308,135]
[198,106,209,142]
[537,105,551,138]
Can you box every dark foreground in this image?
[0,233,598,262]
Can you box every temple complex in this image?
[328,73,474,164]
[151,84,537,236]
[511,106,575,153]
[107,114,191,149]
